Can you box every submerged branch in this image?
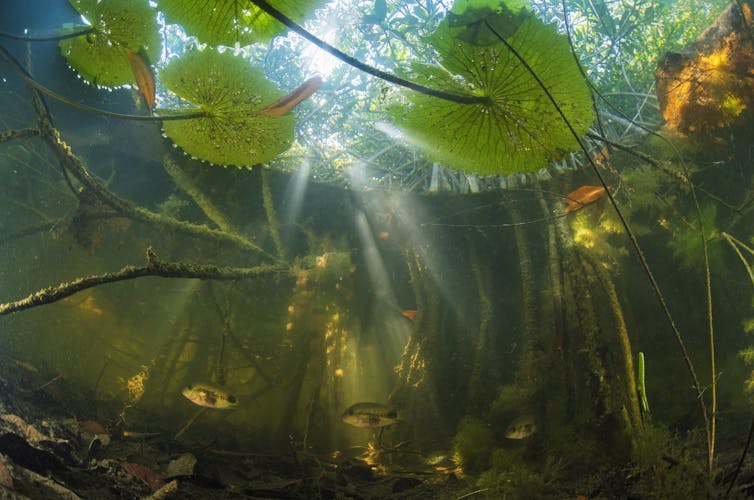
[2,50,281,262]
[0,247,287,316]
[0,127,40,143]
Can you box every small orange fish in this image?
[260,76,322,117]
[563,185,611,214]
[401,309,418,320]
[125,48,155,111]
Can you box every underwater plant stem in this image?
[174,407,208,440]
[162,156,237,234]
[484,19,713,462]
[261,170,286,261]
[725,410,754,498]
[0,247,286,316]
[247,0,489,106]
[581,249,642,432]
[0,27,94,42]
[637,352,650,416]
[0,45,205,122]
[723,231,754,498]
[722,233,754,285]
[0,127,40,143]
[511,205,538,383]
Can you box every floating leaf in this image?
[60,0,160,87]
[160,50,295,166]
[390,0,594,176]
[157,0,323,46]
[445,0,529,45]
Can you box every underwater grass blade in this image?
[722,232,754,497]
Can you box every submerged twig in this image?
[0,247,286,316]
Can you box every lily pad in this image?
[60,0,161,87]
[158,0,323,46]
[389,0,594,176]
[159,49,295,166]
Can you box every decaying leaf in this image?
[260,76,323,117]
[126,48,156,110]
[121,461,165,491]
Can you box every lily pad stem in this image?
[0,27,95,42]
[249,0,489,105]
[0,45,205,121]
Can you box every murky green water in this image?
[0,0,752,497]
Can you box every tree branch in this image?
[0,247,287,316]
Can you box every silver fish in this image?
[342,402,398,428]
[504,414,537,439]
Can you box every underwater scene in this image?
[0,0,753,498]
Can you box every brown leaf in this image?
[260,76,322,117]
[126,48,156,111]
[121,461,165,491]
[0,455,13,490]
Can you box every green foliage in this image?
[389,0,594,175]
[60,0,161,86]
[452,417,494,474]
[157,0,324,46]
[477,450,563,498]
[629,425,713,498]
[160,49,295,166]
[546,0,728,115]
[667,204,723,270]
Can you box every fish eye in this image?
[387,410,397,418]
[186,384,193,389]
[227,395,237,403]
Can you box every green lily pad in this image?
[158,0,323,46]
[160,49,294,166]
[389,0,594,176]
[60,0,160,87]
[445,0,529,45]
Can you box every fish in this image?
[342,402,398,428]
[259,76,323,117]
[504,414,537,439]
[401,309,418,320]
[181,383,238,410]
[563,185,611,214]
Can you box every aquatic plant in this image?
[159,50,295,166]
[60,0,161,87]
[158,0,325,46]
[452,417,494,474]
[668,204,723,270]
[389,0,595,174]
